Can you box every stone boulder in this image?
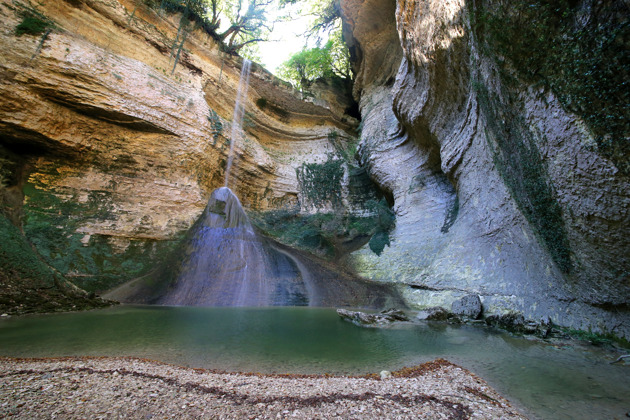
[486,312,553,338]
[416,307,452,321]
[451,295,482,319]
[337,308,409,327]
[485,312,525,332]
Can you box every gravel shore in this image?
[0,357,525,419]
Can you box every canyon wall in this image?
[1,0,628,338]
[0,0,357,303]
[341,0,629,337]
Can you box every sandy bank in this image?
[0,357,525,419]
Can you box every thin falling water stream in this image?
[224,58,251,189]
[158,187,309,307]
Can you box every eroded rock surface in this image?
[0,0,358,295]
[340,0,630,337]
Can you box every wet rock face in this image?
[340,0,630,338]
[204,187,251,229]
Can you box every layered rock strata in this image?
[0,0,358,294]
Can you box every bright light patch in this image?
[257,3,312,73]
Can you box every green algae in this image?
[474,82,572,272]
[472,0,629,175]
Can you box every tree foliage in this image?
[217,0,275,54]
[144,0,278,55]
[143,0,352,80]
[277,22,351,91]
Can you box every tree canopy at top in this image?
[275,0,352,92]
[143,0,352,87]
[276,26,350,92]
[144,0,282,57]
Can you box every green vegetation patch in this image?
[285,150,394,258]
[559,327,630,349]
[0,212,112,314]
[277,25,351,92]
[0,211,55,287]
[250,198,395,258]
[296,155,344,209]
[22,178,183,293]
[207,109,224,144]
[472,0,630,175]
[14,9,55,37]
[328,131,358,163]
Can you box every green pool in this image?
[0,305,627,419]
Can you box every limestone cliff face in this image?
[341,0,630,336]
[0,0,356,294]
[1,0,628,337]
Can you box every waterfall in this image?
[104,58,404,309]
[158,187,310,307]
[105,185,404,307]
[224,59,252,189]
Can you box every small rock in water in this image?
[380,308,409,321]
[451,295,482,319]
[537,316,552,338]
[417,307,451,321]
[486,312,525,332]
[380,370,392,380]
[336,308,408,327]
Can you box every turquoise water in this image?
[0,306,628,419]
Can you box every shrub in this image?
[15,13,50,36]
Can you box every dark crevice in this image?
[441,194,460,234]
[0,128,84,158]
[344,100,361,121]
[40,95,175,135]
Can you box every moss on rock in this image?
[22,179,184,294]
[0,213,112,314]
[249,198,395,259]
[296,155,345,210]
[472,0,629,175]
[475,82,572,272]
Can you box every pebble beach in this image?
[0,357,525,419]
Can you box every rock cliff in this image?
[340,0,629,337]
[0,0,357,303]
[1,0,628,338]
